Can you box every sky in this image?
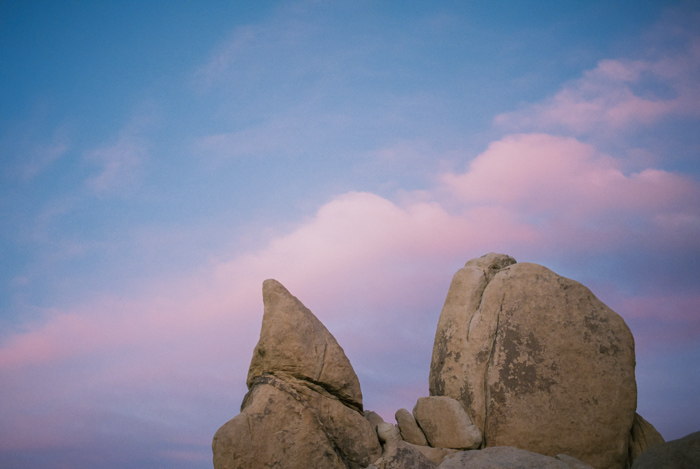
[0,1,698,467]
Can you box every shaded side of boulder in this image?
[628,413,665,464]
[294,376,380,465]
[413,396,481,450]
[631,431,700,469]
[438,446,573,469]
[396,408,428,446]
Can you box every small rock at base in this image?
[396,408,429,446]
[413,396,481,450]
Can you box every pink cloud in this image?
[4,132,699,375]
[442,134,699,229]
[0,272,259,372]
[2,130,699,455]
[617,293,700,323]
[609,293,700,355]
[0,189,538,453]
[495,38,700,133]
[157,449,209,463]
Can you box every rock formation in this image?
[430,254,637,469]
[212,254,682,469]
[212,279,381,469]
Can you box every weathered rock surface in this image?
[554,453,596,469]
[247,279,363,412]
[413,446,458,466]
[429,254,637,469]
[631,431,700,469]
[375,422,438,469]
[213,376,346,469]
[413,396,481,450]
[377,422,402,446]
[396,408,429,446]
[439,446,592,469]
[430,253,517,403]
[365,410,386,431]
[628,412,665,464]
[379,445,438,469]
[374,421,458,466]
[213,279,381,469]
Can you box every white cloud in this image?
[85,109,156,195]
[86,134,146,194]
[0,116,71,181]
[192,26,257,90]
[21,128,70,180]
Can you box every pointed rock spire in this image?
[213,279,381,469]
[246,279,363,411]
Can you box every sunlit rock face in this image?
[212,279,381,469]
[430,253,637,469]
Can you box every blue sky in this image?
[1,1,699,468]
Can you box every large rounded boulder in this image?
[430,254,637,469]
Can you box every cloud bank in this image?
[2,126,698,463]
